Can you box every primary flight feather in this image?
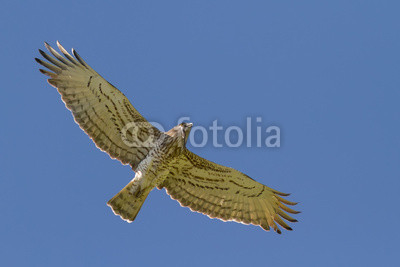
[36,42,299,234]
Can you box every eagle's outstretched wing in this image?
[36,42,162,169]
[160,150,299,234]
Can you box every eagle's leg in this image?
[107,171,152,222]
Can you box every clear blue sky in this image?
[1,1,399,266]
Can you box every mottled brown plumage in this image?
[36,42,299,234]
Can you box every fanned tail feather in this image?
[107,172,151,222]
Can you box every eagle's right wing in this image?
[160,150,299,234]
[36,42,163,169]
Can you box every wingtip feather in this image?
[72,48,89,68]
[39,69,56,77]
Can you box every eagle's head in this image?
[180,122,193,145]
[166,122,193,146]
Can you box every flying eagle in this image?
[36,42,299,234]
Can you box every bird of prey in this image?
[36,42,299,234]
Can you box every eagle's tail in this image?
[107,171,151,222]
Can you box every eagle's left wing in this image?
[36,42,163,169]
[160,150,299,234]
